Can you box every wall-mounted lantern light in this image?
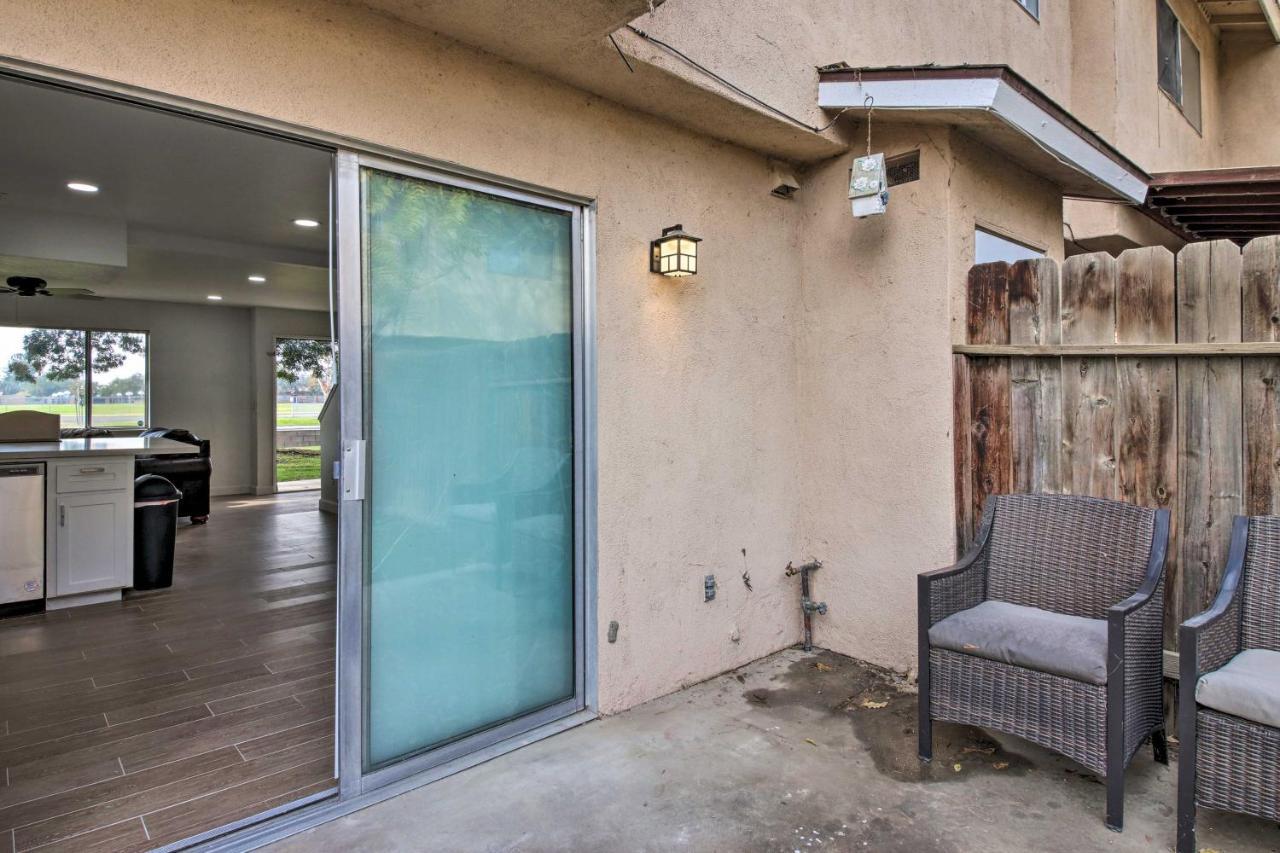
[650,224,701,277]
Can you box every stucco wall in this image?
[1219,34,1280,168]
[0,0,810,714]
[0,0,1070,711]
[633,0,1219,174]
[635,0,1072,128]
[796,126,1062,673]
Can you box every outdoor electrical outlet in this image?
[704,574,716,602]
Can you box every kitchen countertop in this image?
[0,436,197,460]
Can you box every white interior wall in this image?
[0,294,329,495]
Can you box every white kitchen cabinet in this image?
[51,464,133,597]
[54,491,132,595]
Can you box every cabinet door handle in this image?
[78,467,106,474]
[59,505,66,527]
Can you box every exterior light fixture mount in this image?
[650,224,701,277]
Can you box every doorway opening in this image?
[0,74,339,850]
[273,337,334,495]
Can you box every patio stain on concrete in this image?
[743,648,1031,784]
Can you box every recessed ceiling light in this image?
[293,218,320,228]
[247,275,267,283]
[206,295,223,301]
[66,182,99,193]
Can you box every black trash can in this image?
[133,474,182,590]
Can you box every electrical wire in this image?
[624,25,849,135]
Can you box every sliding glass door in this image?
[357,162,585,776]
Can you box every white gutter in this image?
[818,76,1148,205]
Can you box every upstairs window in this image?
[1157,0,1202,131]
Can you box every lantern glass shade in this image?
[650,224,701,277]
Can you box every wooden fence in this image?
[953,236,1280,666]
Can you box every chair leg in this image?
[918,687,933,762]
[1151,728,1169,765]
[1105,761,1124,832]
[1176,722,1197,853]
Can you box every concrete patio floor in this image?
[270,648,1280,852]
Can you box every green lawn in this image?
[0,402,146,428]
[276,446,322,483]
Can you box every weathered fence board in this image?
[1115,247,1178,651]
[1243,237,1280,516]
[1061,253,1118,498]
[963,263,1012,552]
[1009,259,1062,496]
[1176,240,1243,624]
[954,236,1280,659]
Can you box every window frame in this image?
[1156,0,1203,133]
[0,322,150,431]
[974,225,1047,265]
[1013,0,1040,21]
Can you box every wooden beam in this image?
[955,342,1280,357]
[1150,182,1280,198]
[1150,167,1280,186]
[1172,220,1280,227]
[1153,194,1280,207]
[1161,204,1280,215]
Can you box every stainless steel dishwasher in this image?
[0,461,45,608]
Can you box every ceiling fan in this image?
[2,276,103,300]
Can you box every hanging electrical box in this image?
[849,153,888,218]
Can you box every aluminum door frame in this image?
[335,150,598,796]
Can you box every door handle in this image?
[59,505,66,527]
[78,467,106,474]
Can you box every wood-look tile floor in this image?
[0,492,337,852]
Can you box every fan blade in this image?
[46,288,103,300]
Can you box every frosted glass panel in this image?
[364,169,575,768]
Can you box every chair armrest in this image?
[919,500,994,630]
[1180,516,1247,686]
[1105,509,1170,757]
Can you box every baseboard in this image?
[211,485,256,497]
[317,498,338,515]
[47,589,122,610]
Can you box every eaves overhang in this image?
[817,65,1150,205]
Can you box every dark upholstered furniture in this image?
[918,493,1170,832]
[1178,516,1280,853]
[135,428,212,523]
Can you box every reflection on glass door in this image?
[362,168,577,769]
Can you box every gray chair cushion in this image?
[929,600,1109,685]
[1196,649,1280,729]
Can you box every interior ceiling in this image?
[0,77,331,311]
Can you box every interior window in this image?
[90,330,148,428]
[0,325,148,429]
[1157,0,1202,131]
[975,228,1045,265]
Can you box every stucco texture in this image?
[0,0,810,714]
[796,126,1061,673]
[0,0,1067,709]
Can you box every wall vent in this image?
[886,151,920,187]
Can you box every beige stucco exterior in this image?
[0,0,1275,720]
[1219,32,1280,168]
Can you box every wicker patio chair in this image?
[918,493,1170,831]
[1177,516,1280,853]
